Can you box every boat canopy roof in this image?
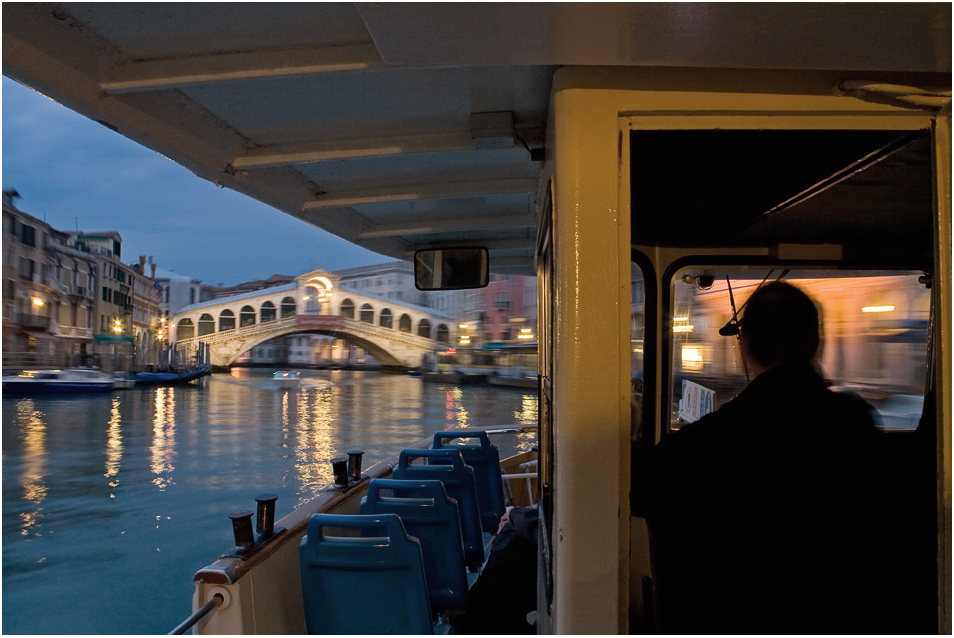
[3,4,950,275]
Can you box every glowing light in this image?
[459,324,470,329]
[673,316,689,322]
[862,305,895,313]
[673,325,694,333]
[682,345,704,372]
[32,297,45,307]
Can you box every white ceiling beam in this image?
[358,213,533,239]
[301,178,538,210]
[232,132,475,169]
[100,43,383,94]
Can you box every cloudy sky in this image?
[1,76,384,286]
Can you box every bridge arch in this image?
[340,298,355,319]
[240,305,255,327]
[171,268,455,367]
[359,303,374,324]
[178,318,194,339]
[418,318,431,338]
[281,296,296,318]
[219,309,236,331]
[261,301,276,322]
[198,313,215,336]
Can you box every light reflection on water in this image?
[2,369,537,634]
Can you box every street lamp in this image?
[113,318,123,334]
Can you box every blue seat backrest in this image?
[361,479,468,612]
[392,448,485,567]
[299,513,433,634]
[432,430,506,530]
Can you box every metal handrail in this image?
[168,593,224,635]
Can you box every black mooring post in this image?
[347,451,365,481]
[229,510,255,549]
[331,458,349,487]
[255,493,278,538]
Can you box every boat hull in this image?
[2,379,115,394]
[133,367,210,386]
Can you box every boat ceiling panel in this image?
[358,3,949,72]
[3,3,950,275]
[59,2,372,58]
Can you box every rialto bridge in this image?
[170,269,455,368]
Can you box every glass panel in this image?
[669,268,929,432]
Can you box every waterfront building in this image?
[470,273,538,346]
[3,190,61,364]
[1,190,165,371]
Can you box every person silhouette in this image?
[635,281,882,634]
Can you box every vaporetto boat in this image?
[174,426,538,634]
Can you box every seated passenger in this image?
[635,281,884,634]
[456,506,538,635]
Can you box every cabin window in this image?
[630,262,648,442]
[667,268,930,433]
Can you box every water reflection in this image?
[2,371,537,635]
[151,387,177,490]
[16,399,47,537]
[294,384,337,505]
[514,394,538,425]
[105,396,123,495]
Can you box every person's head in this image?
[739,281,820,370]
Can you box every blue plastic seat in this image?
[432,430,506,530]
[300,513,446,634]
[392,448,485,568]
[360,479,468,612]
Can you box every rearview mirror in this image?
[414,248,489,290]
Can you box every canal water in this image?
[2,369,538,635]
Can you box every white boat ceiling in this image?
[3,3,950,275]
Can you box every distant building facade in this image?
[2,190,164,370]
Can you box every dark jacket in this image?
[636,362,882,634]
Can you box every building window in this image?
[189,287,195,305]
[17,257,34,281]
[20,224,35,247]
[493,291,509,311]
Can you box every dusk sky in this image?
[1,76,384,286]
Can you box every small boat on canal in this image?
[269,370,301,390]
[2,368,117,394]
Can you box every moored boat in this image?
[2,369,116,394]
[133,365,211,386]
